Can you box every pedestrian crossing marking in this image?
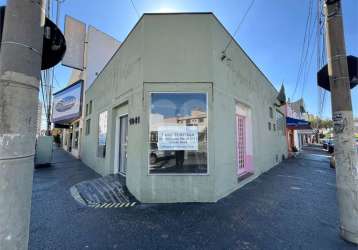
[87,202,137,209]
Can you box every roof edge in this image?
[87,12,279,95]
[209,14,279,94]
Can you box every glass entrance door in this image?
[118,115,128,175]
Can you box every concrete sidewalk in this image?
[29,146,357,250]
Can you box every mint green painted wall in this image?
[81,13,288,203]
[209,15,288,199]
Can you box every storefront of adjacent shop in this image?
[81,13,288,203]
[286,116,312,153]
[284,99,312,154]
[52,80,83,158]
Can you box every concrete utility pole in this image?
[0,0,46,249]
[45,0,52,136]
[324,0,358,244]
[45,0,63,136]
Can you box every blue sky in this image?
[1,0,357,118]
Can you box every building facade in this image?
[81,13,288,203]
[54,21,120,158]
[284,98,312,154]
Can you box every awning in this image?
[53,123,71,129]
[286,117,312,130]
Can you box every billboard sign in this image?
[52,81,83,123]
[86,26,120,90]
[62,16,86,70]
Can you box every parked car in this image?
[322,138,332,150]
[150,150,175,164]
[329,139,358,169]
[328,139,335,154]
[149,143,175,165]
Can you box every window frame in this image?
[269,106,274,119]
[97,110,108,158]
[89,100,93,115]
[147,91,209,176]
[275,109,286,135]
[73,131,79,149]
[85,118,91,135]
[85,103,88,116]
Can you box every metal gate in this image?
[236,115,246,175]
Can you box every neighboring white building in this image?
[54,23,120,158]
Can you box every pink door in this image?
[236,115,246,176]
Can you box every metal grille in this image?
[236,115,246,172]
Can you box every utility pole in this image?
[0,0,46,249]
[45,0,63,136]
[45,0,52,135]
[324,0,358,244]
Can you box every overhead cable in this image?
[222,0,256,55]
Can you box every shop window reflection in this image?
[149,93,208,174]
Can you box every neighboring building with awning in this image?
[53,17,121,159]
[284,99,313,154]
[286,117,311,130]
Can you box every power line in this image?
[299,7,319,99]
[317,0,328,118]
[317,0,323,117]
[40,74,49,118]
[129,0,140,18]
[222,0,256,54]
[291,0,314,100]
[300,31,318,99]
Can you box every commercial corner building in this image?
[81,13,288,203]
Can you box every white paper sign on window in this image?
[158,126,198,151]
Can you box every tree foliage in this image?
[308,116,333,129]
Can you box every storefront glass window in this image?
[149,93,208,174]
[98,111,108,158]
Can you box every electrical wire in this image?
[222,0,256,54]
[291,0,314,100]
[299,6,319,99]
[317,0,328,118]
[129,0,140,18]
[316,0,322,120]
[40,74,49,119]
[300,32,318,99]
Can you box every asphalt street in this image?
[29,145,358,250]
